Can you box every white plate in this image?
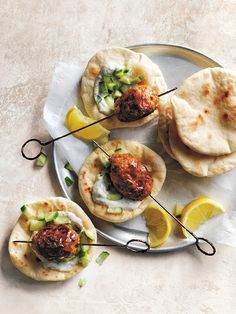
[53,44,221,253]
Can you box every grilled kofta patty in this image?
[32,224,79,262]
[109,153,153,201]
[114,86,159,122]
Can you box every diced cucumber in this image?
[107,207,123,214]
[37,208,45,220]
[35,152,47,167]
[113,68,124,78]
[95,94,102,105]
[103,75,112,84]
[21,205,36,219]
[175,204,183,219]
[65,176,74,187]
[99,82,108,95]
[78,278,87,288]
[106,192,123,201]
[84,229,95,241]
[80,244,89,253]
[53,215,70,225]
[96,251,110,266]
[120,84,130,93]
[131,74,145,84]
[104,96,115,110]
[119,76,131,85]
[30,219,45,231]
[64,162,74,172]
[112,90,122,98]
[107,82,117,91]
[79,252,90,267]
[45,211,58,222]
[114,148,125,154]
[99,154,111,168]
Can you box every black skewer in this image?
[21,87,177,160]
[13,239,150,253]
[92,144,216,256]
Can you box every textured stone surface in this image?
[0,1,236,313]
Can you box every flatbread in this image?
[169,120,236,177]
[79,140,166,222]
[157,100,176,159]
[81,47,167,129]
[172,67,236,156]
[8,197,97,281]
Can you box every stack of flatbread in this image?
[158,67,236,177]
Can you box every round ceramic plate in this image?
[53,44,221,253]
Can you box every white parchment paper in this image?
[44,63,236,248]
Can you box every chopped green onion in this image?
[78,278,87,288]
[65,176,74,187]
[35,152,47,167]
[64,162,74,172]
[96,251,110,266]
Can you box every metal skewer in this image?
[93,144,216,256]
[13,239,150,253]
[21,87,177,160]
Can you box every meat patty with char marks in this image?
[109,153,153,201]
[115,86,159,122]
[32,224,80,263]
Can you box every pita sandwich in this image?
[9,197,97,281]
[81,47,167,129]
[172,67,236,156]
[79,140,166,223]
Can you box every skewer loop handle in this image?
[125,239,150,253]
[195,237,216,256]
[21,139,43,160]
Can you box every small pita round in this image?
[79,140,166,223]
[169,120,236,177]
[81,47,167,129]
[8,197,97,281]
[172,67,236,156]
[157,101,176,159]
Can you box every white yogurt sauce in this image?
[92,173,141,210]
[58,211,84,229]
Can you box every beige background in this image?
[1,1,236,313]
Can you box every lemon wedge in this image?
[181,197,225,237]
[144,205,172,247]
[65,106,110,141]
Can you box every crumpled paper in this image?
[44,62,236,248]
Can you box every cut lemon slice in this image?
[181,197,225,237]
[144,205,172,248]
[65,106,110,141]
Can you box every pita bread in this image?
[81,47,167,129]
[172,67,236,156]
[79,140,166,222]
[8,197,97,281]
[169,120,236,177]
[157,100,176,159]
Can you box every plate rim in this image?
[53,43,221,253]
